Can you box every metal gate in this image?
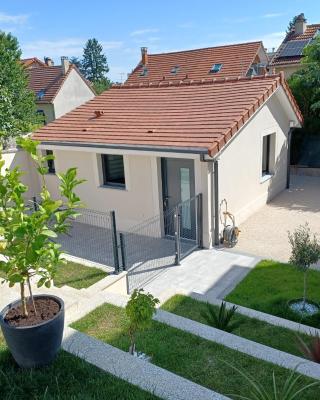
[123,194,203,293]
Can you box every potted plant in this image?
[0,137,84,368]
[288,223,320,316]
[125,289,159,357]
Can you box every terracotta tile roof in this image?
[27,66,67,103]
[27,65,95,103]
[271,24,320,66]
[126,42,266,84]
[33,73,302,156]
[21,57,47,68]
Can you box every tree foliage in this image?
[125,289,159,355]
[0,31,39,145]
[74,38,112,94]
[286,15,298,34]
[288,37,320,132]
[288,223,320,307]
[0,138,84,316]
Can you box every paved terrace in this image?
[232,175,320,263]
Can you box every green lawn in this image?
[0,333,159,400]
[161,294,313,358]
[54,261,107,289]
[226,260,320,328]
[72,303,319,399]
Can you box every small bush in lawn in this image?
[296,333,320,363]
[200,301,241,333]
[288,223,320,311]
[125,289,159,355]
[225,361,319,400]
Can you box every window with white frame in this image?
[261,133,276,177]
[101,154,125,188]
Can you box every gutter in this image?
[286,127,294,189]
[200,154,220,247]
[38,140,209,155]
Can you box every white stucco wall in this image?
[2,150,40,198]
[217,90,292,229]
[41,149,163,231]
[36,103,55,124]
[274,64,303,79]
[53,69,95,119]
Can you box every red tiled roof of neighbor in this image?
[21,57,47,68]
[33,73,302,157]
[126,42,265,84]
[27,65,94,103]
[271,24,320,66]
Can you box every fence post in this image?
[110,211,120,274]
[174,205,181,266]
[33,196,38,212]
[119,233,127,271]
[197,194,203,248]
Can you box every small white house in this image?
[32,71,302,248]
[23,56,96,124]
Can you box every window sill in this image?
[99,185,126,191]
[260,174,273,184]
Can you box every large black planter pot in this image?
[0,294,64,368]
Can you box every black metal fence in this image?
[123,194,203,293]
[28,194,203,293]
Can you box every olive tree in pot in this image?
[125,289,159,358]
[288,223,320,316]
[0,138,84,368]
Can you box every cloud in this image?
[260,31,285,49]
[22,38,123,59]
[177,22,195,29]
[262,13,285,19]
[0,11,29,25]
[130,28,159,37]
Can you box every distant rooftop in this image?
[126,41,268,84]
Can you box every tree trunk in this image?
[27,275,37,316]
[129,331,135,355]
[20,282,28,317]
[303,271,307,310]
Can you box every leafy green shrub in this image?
[0,138,84,316]
[200,301,241,333]
[125,289,159,355]
[226,362,319,400]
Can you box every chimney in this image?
[61,56,70,75]
[141,47,148,65]
[44,57,54,67]
[294,13,307,35]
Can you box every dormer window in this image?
[209,63,222,73]
[37,89,45,100]
[171,66,180,74]
[140,66,148,77]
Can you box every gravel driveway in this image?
[232,175,320,263]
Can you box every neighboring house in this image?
[21,57,47,69]
[25,56,95,124]
[32,68,302,248]
[270,13,320,78]
[126,41,270,83]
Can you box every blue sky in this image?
[1,0,320,82]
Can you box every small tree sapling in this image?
[125,289,159,355]
[0,137,84,318]
[288,223,320,311]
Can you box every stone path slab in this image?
[144,249,259,303]
[63,327,230,400]
[154,310,320,380]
